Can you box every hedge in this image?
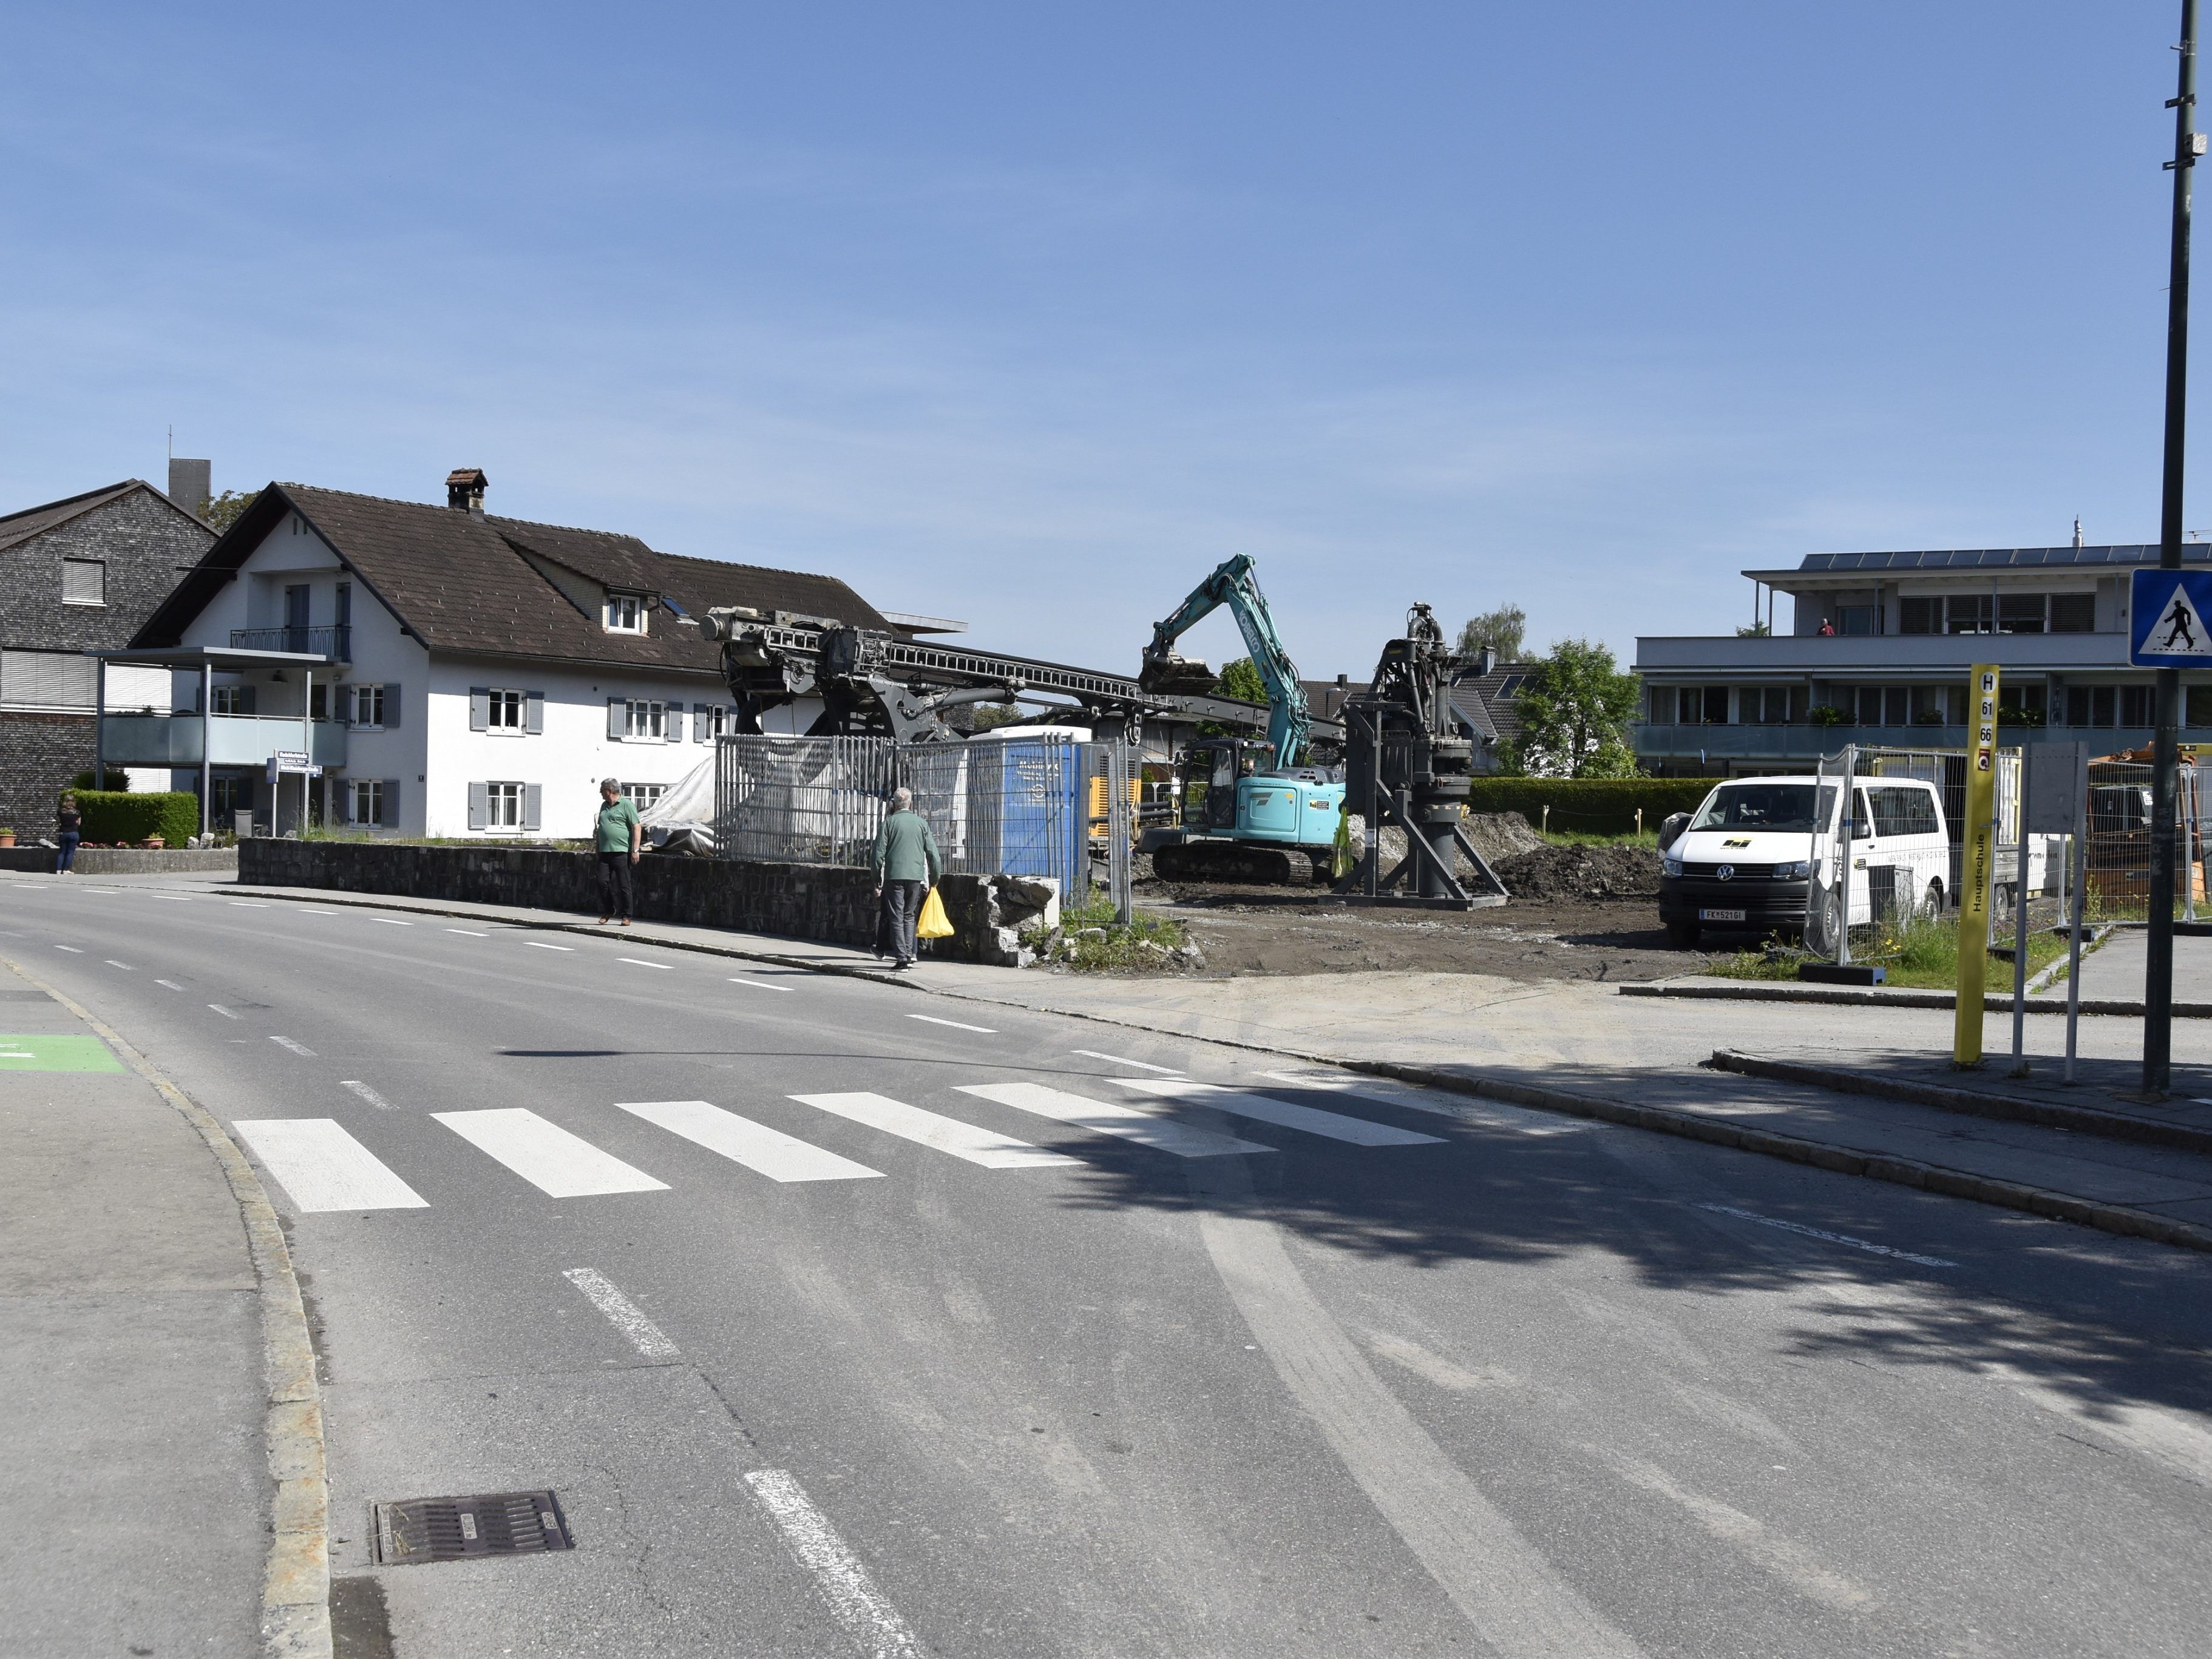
[1467,777,1716,833]
[69,790,202,847]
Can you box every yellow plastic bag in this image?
[915,886,954,940]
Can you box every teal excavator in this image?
[1134,555,1346,884]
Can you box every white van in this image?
[1659,773,1951,948]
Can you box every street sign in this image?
[2130,568,2212,665]
[1955,665,2000,1067]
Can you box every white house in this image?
[112,469,900,837]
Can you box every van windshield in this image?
[1691,783,1833,833]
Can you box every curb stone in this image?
[1617,980,2212,1017]
[217,881,2212,1257]
[1,956,331,1659]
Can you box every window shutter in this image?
[665,703,683,743]
[522,782,542,831]
[238,684,257,716]
[467,781,489,831]
[608,696,626,741]
[470,687,490,731]
[338,685,355,727]
[380,780,401,829]
[692,702,708,743]
[382,684,400,728]
[525,691,545,735]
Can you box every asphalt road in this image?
[6,874,2211,1658]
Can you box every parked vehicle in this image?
[1659,774,1950,948]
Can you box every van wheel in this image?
[1921,880,1944,918]
[1666,921,1700,948]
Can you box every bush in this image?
[1467,777,1716,835]
[73,790,200,847]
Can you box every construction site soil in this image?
[1136,841,1715,982]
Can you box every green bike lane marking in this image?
[0,1034,127,1072]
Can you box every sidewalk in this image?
[0,959,273,1655]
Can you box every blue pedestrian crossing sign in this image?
[2131,568,2212,666]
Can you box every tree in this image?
[1734,620,1771,637]
[1504,639,1642,778]
[1457,603,1526,663]
[1213,657,1267,704]
[199,489,259,531]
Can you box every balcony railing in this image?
[228,625,350,661]
[1633,631,2129,673]
[1631,721,2204,761]
[99,713,348,768]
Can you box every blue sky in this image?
[1,4,2198,677]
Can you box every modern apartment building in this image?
[1632,541,2212,776]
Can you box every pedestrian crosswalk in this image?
[233,1072,1456,1215]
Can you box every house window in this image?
[211,685,246,715]
[622,782,667,812]
[1837,606,1879,636]
[486,782,524,829]
[1947,595,1995,634]
[62,558,106,605]
[625,698,666,739]
[2189,685,2212,727]
[2066,685,2120,728]
[1911,685,1951,725]
[351,779,384,825]
[213,776,251,818]
[487,688,524,731]
[1899,597,1940,636]
[2123,685,2154,727]
[709,704,733,738]
[351,684,386,728]
[2051,593,2096,633]
[605,593,645,634]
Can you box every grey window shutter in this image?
[522,782,542,831]
[525,691,545,735]
[693,702,710,742]
[383,684,401,728]
[665,703,683,743]
[339,685,355,727]
[238,684,257,715]
[467,781,488,831]
[380,780,401,829]
[608,696,626,741]
[469,687,490,731]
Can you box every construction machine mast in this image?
[1137,554,1312,768]
[1336,603,1508,909]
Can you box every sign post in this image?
[1954,665,2000,1067]
[2131,566,2212,1092]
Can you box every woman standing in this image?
[55,792,81,875]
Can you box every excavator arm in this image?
[1138,554,1312,767]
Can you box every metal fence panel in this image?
[714,735,894,866]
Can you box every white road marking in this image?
[147,894,192,902]
[742,1468,923,1659]
[104,960,132,970]
[525,940,574,952]
[270,1036,318,1057]
[907,1013,996,1033]
[790,1091,1084,1170]
[1113,1079,1445,1147]
[447,928,488,937]
[433,1108,669,1197]
[1260,1066,1404,1093]
[1601,1451,1872,1610]
[619,1099,883,1183]
[231,901,271,908]
[369,917,412,926]
[956,1082,1270,1158]
[300,908,340,915]
[729,977,792,992]
[1695,1204,1956,1268]
[54,945,83,952]
[340,1080,396,1111]
[231,1118,429,1212]
[1203,1210,1644,1658]
[208,1003,240,1019]
[618,957,674,970]
[155,979,184,991]
[1071,1048,1183,1074]
[563,1267,680,1359]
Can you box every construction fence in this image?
[712,732,1131,914]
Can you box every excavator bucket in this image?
[1138,651,1220,696]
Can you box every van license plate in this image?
[1700,908,1746,922]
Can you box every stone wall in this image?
[0,846,240,874]
[0,712,93,841]
[235,842,1055,965]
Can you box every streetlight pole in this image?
[2148,0,2199,1097]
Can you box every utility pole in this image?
[2148,0,2200,1096]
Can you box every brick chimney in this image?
[446,468,487,515]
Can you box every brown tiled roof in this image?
[134,483,892,674]
[0,480,208,554]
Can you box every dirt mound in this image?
[1494,843,1660,903]
[1462,812,1547,861]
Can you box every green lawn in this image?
[1711,914,2069,991]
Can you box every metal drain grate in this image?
[371,1490,573,1566]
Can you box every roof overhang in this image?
[86,645,333,670]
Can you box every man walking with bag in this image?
[872,786,941,971]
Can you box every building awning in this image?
[84,645,333,670]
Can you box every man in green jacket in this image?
[872,786,943,970]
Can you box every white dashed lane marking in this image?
[564,1268,680,1360]
[270,1036,318,1057]
[340,1081,396,1111]
[526,941,575,952]
[618,957,673,970]
[908,1014,996,1033]
[730,978,792,992]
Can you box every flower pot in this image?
[0,833,15,847]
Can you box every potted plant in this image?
[144,835,165,849]
[0,828,14,847]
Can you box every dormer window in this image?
[605,592,646,634]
